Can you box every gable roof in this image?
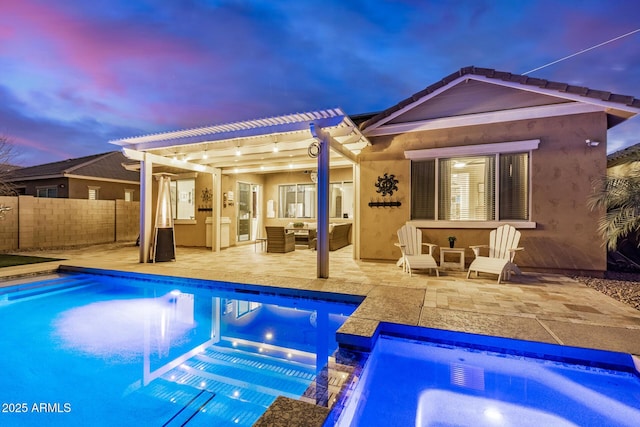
[360,66,640,135]
[8,151,139,183]
[608,142,640,167]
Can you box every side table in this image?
[440,248,465,270]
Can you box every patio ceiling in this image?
[110,108,370,174]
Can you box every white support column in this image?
[353,162,360,260]
[213,168,222,252]
[311,123,330,278]
[139,153,153,263]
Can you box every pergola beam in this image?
[122,148,216,174]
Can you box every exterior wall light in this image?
[586,139,600,147]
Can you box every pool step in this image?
[142,379,267,426]
[0,274,96,302]
[199,346,315,381]
[137,343,318,426]
[162,389,215,427]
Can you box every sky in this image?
[1,0,639,166]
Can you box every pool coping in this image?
[58,265,366,305]
[340,321,640,374]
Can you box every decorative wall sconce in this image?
[375,173,398,196]
[198,187,213,212]
[585,139,600,147]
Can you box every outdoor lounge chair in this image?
[395,224,439,277]
[467,224,524,284]
[265,226,295,253]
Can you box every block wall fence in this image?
[0,196,139,252]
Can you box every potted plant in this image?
[293,222,305,228]
[448,236,457,248]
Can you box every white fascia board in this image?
[405,139,540,160]
[113,115,346,152]
[468,75,640,114]
[7,174,64,182]
[364,76,467,132]
[222,158,352,175]
[122,148,215,174]
[367,103,603,137]
[63,174,139,185]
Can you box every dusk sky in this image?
[2,0,639,166]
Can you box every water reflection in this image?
[53,285,353,408]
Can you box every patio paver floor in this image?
[3,242,640,426]
[2,242,639,356]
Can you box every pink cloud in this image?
[9,134,72,165]
[2,1,209,96]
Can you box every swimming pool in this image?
[331,325,640,427]
[0,271,358,426]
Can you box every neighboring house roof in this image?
[360,66,640,136]
[607,142,640,167]
[8,151,139,183]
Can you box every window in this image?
[411,145,532,222]
[88,187,100,200]
[36,187,57,198]
[124,189,134,202]
[169,179,195,220]
[278,184,316,218]
[330,181,353,219]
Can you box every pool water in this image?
[333,334,640,426]
[0,272,356,426]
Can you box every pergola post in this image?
[213,168,222,252]
[311,124,330,279]
[139,153,153,263]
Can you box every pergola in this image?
[110,108,370,278]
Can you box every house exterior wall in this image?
[15,177,69,197]
[359,111,608,274]
[263,167,353,227]
[13,177,140,200]
[68,178,140,200]
[161,167,353,249]
[173,172,218,247]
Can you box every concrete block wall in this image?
[116,200,140,242]
[0,196,19,251]
[0,196,139,251]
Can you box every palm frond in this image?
[590,168,640,250]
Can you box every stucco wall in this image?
[16,177,69,197]
[263,167,354,227]
[359,112,608,273]
[219,173,266,247]
[171,172,217,247]
[69,178,140,201]
[0,196,138,251]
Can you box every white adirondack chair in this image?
[467,224,523,284]
[395,224,439,277]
